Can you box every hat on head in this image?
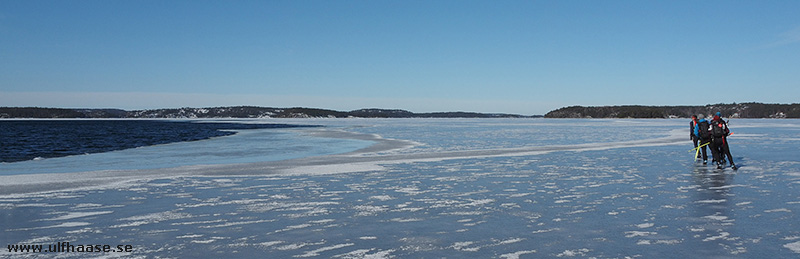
[716,112,721,116]
[698,114,705,119]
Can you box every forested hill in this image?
[545,103,800,118]
[4,103,798,119]
[0,106,537,119]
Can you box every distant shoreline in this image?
[545,102,799,119]
[0,106,540,119]
[2,102,799,119]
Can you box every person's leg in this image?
[700,142,709,162]
[707,140,714,162]
[722,140,735,167]
[710,139,722,167]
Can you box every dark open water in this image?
[0,120,311,163]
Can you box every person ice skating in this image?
[690,115,700,158]
[693,114,711,164]
[709,112,737,170]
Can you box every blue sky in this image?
[2,0,799,115]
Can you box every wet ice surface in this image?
[2,119,799,258]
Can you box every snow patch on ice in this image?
[459,198,494,207]
[276,241,325,251]
[256,241,285,248]
[191,236,227,244]
[10,221,91,231]
[112,210,192,228]
[353,205,389,216]
[785,241,800,253]
[309,219,335,224]
[703,232,731,241]
[703,215,729,221]
[271,194,291,199]
[500,250,537,259]
[532,228,559,234]
[369,195,394,201]
[282,163,386,176]
[176,234,203,239]
[695,199,726,204]
[765,208,792,213]
[296,243,354,257]
[201,219,276,228]
[388,217,423,222]
[43,210,113,221]
[395,186,426,195]
[451,241,476,251]
[556,248,590,257]
[709,184,748,190]
[336,248,395,259]
[498,238,525,245]
[637,239,682,245]
[636,223,654,228]
[625,231,657,238]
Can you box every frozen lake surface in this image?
[2,118,799,258]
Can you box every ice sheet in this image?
[2,118,799,258]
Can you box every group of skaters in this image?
[690,112,738,170]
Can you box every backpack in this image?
[698,120,710,139]
[711,121,726,138]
